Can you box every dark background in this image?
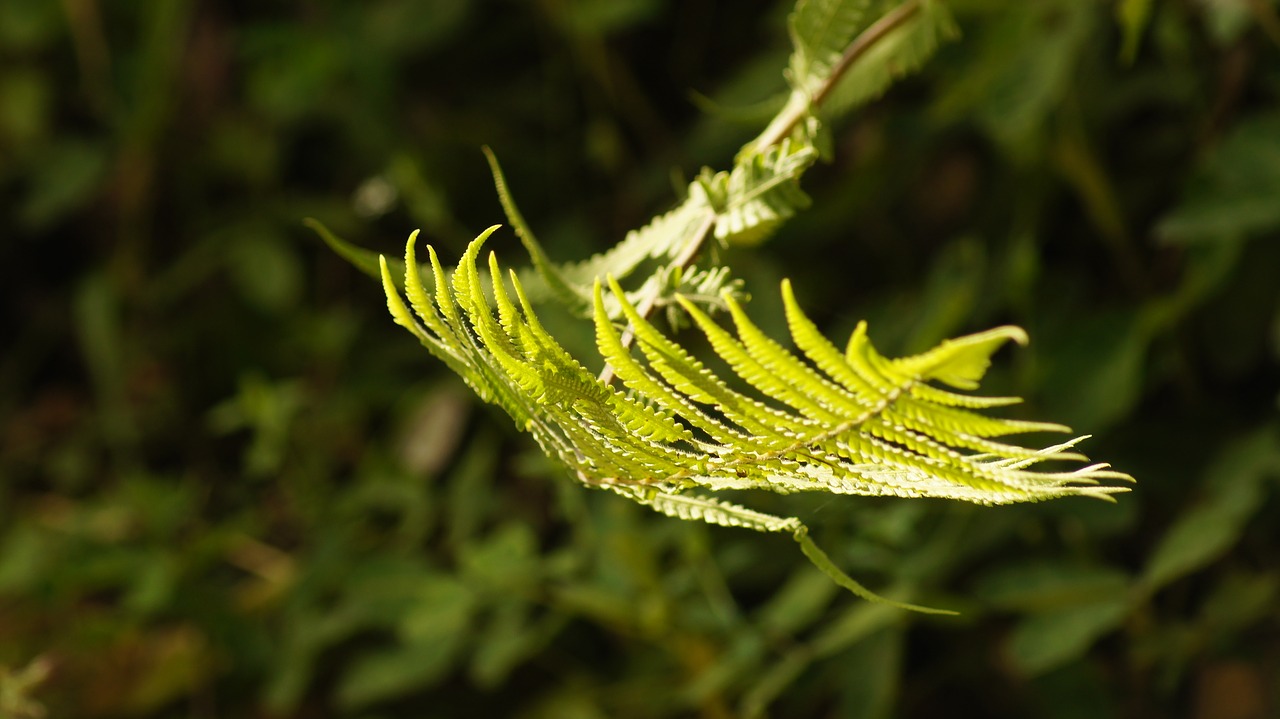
[2,0,1278,717]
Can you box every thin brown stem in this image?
[815,0,922,106]
[751,0,923,152]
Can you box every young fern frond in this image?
[381,231,1133,612]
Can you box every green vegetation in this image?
[2,0,1278,717]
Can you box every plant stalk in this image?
[598,0,924,386]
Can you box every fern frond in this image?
[382,231,1132,610]
[696,139,819,246]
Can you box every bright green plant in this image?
[331,0,1132,611]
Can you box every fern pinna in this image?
[380,228,1130,613]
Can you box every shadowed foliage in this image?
[1,0,1278,717]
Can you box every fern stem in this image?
[598,0,925,387]
[598,210,716,386]
[816,0,923,107]
[793,527,955,614]
[751,0,923,153]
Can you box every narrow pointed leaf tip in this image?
[309,218,392,280]
[896,325,1029,390]
[381,230,1132,611]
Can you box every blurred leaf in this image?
[226,230,303,313]
[470,602,566,687]
[332,569,478,707]
[0,525,53,594]
[396,385,471,477]
[21,140,108,229]
[207,373,304,476]
[387,155,466,240]
[265,606,326,711]
[337,640,460,709]
[74,273,135,446]
[1006,596,1129,676]
[362,0,471,55]
[0,0,61,51]
[1116,0,1154,63]
[519,687,610,719]
[809,601,899,658]
[1140,428,1279,593]
[398,573,477,643]
[681,633,766,705]
[834,627,903,719]
[84,625,211,716]
[1038,308,1149,432]
[1198,0,1257,45]
[933,0,1092,160]
[1030,663,1116,719]
[900,236,987,353]
[460,523,540,591]
[974,562,1131,612]
[1198,571,1280,636]
[557,0,661,35]
[1142,238,1243,336]
[1158,113,1280,243]
[243,29,342,122]
[123,549,178,614]
[446,430,501,549]
[740,650,809,719]
[0,68,50,146]
[118,473,199,538]
[0,656,50,719]
[755,566,838,636]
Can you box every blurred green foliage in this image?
[1,0,1278,717]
